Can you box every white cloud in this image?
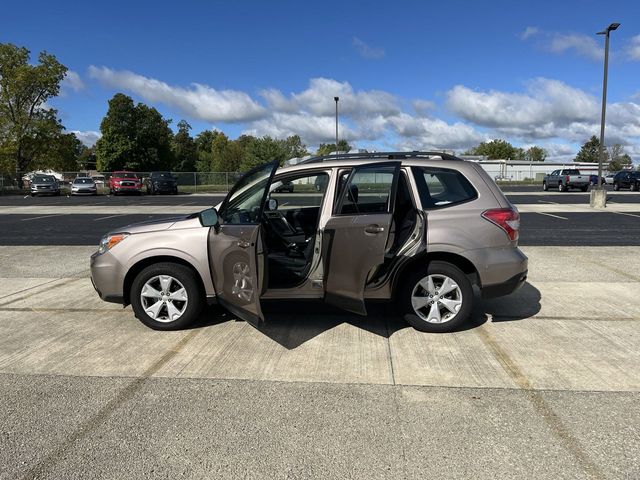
[261,78,400,118]
[72,130,101,147]
[244,113,358,145]
[352,37,385,59]
[548,33,603,60]
[520,26,539,40]
[88,66,266,123]
[626,34,640,61]
[388,113,486,151]
[62,71,85,92]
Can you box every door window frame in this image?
[332,162,400,216]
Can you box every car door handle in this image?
[237,240,251,248]
[365,225,385,234]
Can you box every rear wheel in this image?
[130,262,204,330]
[581,186,588,192]
[399,262,473,333]
[613,182,620,191]
[631,183,638,192]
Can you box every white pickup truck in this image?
[543,169,590,192]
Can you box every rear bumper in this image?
[481,270,528,299]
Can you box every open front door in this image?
[323,162,401,315]
[208,161,278,326]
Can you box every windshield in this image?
[74,178,94,184]
[117,172,138,178]
[218,162,278,225]
[33,175,55,182]
[151,172,173,179]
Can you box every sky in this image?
[2,0,639,162]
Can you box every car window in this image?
[75,178,93,184]
[270,172,329,211]
[412,166,477,209]
[33,175,55,182]
[336,165,396,215]
[218,162,277,225]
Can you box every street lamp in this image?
[595,22,620,192]
[334,96,339,152]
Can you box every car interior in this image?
[262,168,419,289]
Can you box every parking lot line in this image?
[611,211,640,219]
[93,214,123,221]
[537,200,559,204]
[535,212,568,220]
[20,214,64,222]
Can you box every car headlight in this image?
[98,233,129,254]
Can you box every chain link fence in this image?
[0,171,243,194]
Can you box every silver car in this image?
[71,177,98,195]
[30,174,60,196]
[91,152,528,333]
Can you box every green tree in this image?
[281,135,309,159]
[0,43,67,183]
[469,139,521,160]
[172,120,197,171]
[525,146,547,162]
[608,145,632,171]
[95,93,174,171]
[317,139,351,156]
[575,135,606,163]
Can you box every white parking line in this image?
[535,212,568,220]
[611,212,640,219]
[20,214,64,222]
[93,214,122,221]
[538,200,559,204]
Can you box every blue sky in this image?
[2,0,639,161]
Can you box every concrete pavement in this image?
[1,245,639,478]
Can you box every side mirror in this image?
[199,208,220,230]
[267,198,278,211]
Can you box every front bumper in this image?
[90,250,126,304]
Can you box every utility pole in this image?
[334,96,339,152]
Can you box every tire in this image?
[631,183,638,192]
[130,262,204,330]
[613,182,619,191]
[558,182,565,192]
[399,261,474,333]
[542,182,548,191]
[581,186,588,192]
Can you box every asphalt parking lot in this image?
[1,187,639,479]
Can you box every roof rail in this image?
[297,151,462,165]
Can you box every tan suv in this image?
[91,152,528,333]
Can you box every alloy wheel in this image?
[410,274,463,324]
[140,275,189,323]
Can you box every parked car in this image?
[605,173,616,185]
[71,177,97,195]
[92,175,106,186]
[108,171,142,195]
[92,151,527,334]
[145,171,178,195]
[543,169,590,192]
[29,174,60,196]
[589,174,606,186]
[612,171,640,191]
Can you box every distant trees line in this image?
[1,42,636,184]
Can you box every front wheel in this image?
[558,183,565,192]
[542,182,548,191]
[130,262,204,330]
[399,262,474,333]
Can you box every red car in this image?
[108,171,142,195]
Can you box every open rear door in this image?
[208,161,278,326]
[323,162,401,315]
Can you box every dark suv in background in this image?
[612,171,640,191]
[145,171,178,195]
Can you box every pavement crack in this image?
[0,277,86,308]
[476,323,606,480]
[19,329,201,480]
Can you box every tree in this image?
[0,43,67,183]
[608,144,632,171]
[95,93,174,171]
[317,139,351,156]
[468,139,522,160]
[172,120,197,171]
[575,136,606,163]
[525,146,547,162]
[240,136,288,171]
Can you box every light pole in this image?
[596,22,620,189]
[334,96,339,152]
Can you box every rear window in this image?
[562,169,581,175]
[411,166,477,209]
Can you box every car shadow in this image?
[188,282,542,349]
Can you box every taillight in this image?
[482,207,520,242]
[566,175,570,182]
